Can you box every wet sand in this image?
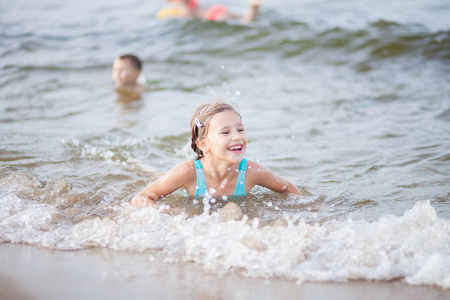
[0,243,448,300]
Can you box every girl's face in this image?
[200,110,247,164]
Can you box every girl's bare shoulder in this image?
[246,159,271,173]
[169,160,196,177]
[244,159,273,184]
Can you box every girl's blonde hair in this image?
[190,100,241,160]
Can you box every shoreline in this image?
[1,243,448,300]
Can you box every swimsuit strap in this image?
[194,158,247,196]
[233,158,247,196]
[194,159,207,196]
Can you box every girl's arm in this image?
[247,161,302,196]
[131,160,196,207]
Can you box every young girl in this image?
[131,100,302,208]
[157,0,263,22]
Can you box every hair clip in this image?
[195,118,203,128]
[199,106,207,116]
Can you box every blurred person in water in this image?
[131,100,301,212]
[157,0,263,22]
[112,54,145,103]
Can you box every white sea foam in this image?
[0,190,449,289]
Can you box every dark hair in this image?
[119,54,143,70]
[190,100,241,160]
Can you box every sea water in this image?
[1,0,449,289]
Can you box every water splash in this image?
[1,177,449,289]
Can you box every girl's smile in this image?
[227,144,244,152]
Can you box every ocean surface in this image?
[1,0,449,289]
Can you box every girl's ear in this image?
[197,138,208,154]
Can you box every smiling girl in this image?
[131,100,301,208]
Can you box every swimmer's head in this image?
[190,100,242,159]
[112,54,142,88]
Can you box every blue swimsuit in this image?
[194,158,247,196]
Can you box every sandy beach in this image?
[0,243,448,300]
